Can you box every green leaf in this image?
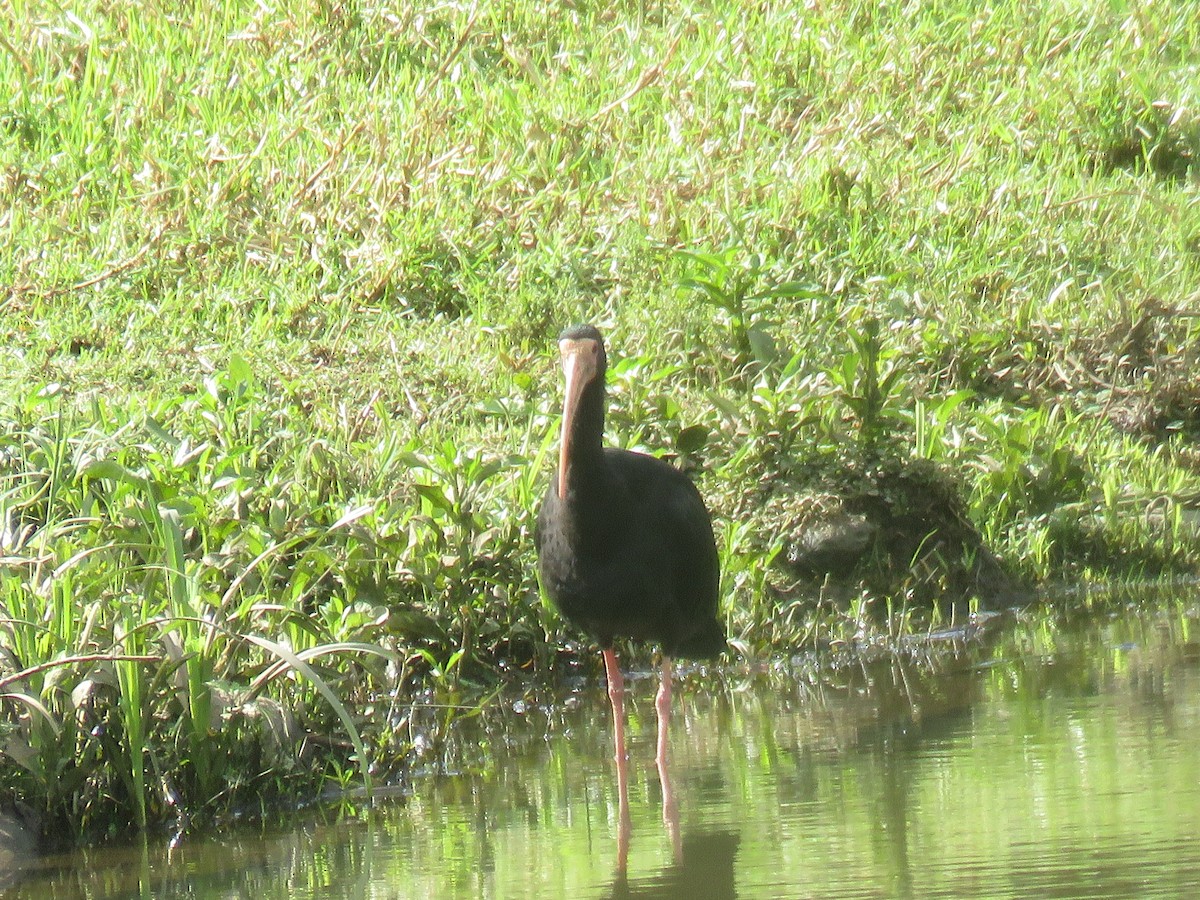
[935,389,976,423]
[414,483,455,514]
[676,424,710,453]
[76,457,140,485]
[759,280,827,300]
[748,325,777,365]
[228,353,254,390]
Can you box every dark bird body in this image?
[534,325,723,660]
[534,323,724,873]
[536,446,723,658]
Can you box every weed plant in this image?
[2,0,1199,842]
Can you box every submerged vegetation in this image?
[2,0,1199,843]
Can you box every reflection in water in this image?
[606,830,739,900]
[0,811,36,893]
[8,602,1200,898]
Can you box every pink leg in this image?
[603,648,631,874]
[656,656,682,863]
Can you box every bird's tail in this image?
[673,618,727,660]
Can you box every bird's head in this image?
[557,324,606,498]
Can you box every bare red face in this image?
[557,336,601,498]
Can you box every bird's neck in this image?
[561,444,606,497]
[560,385,607,500]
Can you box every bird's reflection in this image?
[611,659,681,875]
[606,829,740,899]
[654,665,682,866]
[606,670,724,888]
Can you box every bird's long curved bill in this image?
[557,338,597,499]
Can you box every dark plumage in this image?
[534,324,723,659]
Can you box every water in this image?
[6,602,1200,899]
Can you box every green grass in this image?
[2,0,1199,842]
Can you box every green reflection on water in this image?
[8,599,1200,899]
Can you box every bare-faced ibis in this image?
[535,324,724,869]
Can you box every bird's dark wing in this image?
[605,450,723,655]
[660,475,721,615]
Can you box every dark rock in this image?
[776,458,1030,611]
[786,510,877,576]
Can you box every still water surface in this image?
[7,601,1200,899]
